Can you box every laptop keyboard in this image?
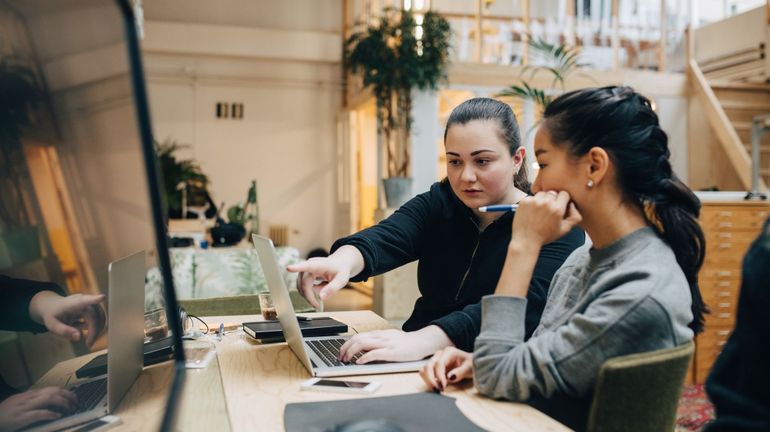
[71,377,108,414]
[306,338,363,367]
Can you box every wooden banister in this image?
[688,58,766,191]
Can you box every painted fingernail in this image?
[433,386,440,393]
[448,373,456,381]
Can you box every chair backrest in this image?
[586,341,694,432]
[178,292,315,317]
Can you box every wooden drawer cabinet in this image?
[693,200,769,384]
[700,208,769,230]
[695,327,733,383]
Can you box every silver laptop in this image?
[28,251,145,432]
[251,234,426,377]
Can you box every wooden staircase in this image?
[687,4,770,191]
[710,81,770,187]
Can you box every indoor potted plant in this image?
[155,138,212,220]
[346,8,451,207]
[497,38,590,114]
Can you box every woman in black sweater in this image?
[288,98,584,364]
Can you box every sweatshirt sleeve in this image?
[331,189,434,282]
[472,274,677,401]
[431,227,585,351]
[0,275,67,333]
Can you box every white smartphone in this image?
[300,378,381,394]
[67,415,122,432]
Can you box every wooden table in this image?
[37,311,570,431]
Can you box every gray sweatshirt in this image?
[473,227,694,401]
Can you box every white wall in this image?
[142,1,343,255]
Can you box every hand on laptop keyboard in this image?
[0,386,77,432]
[338,328,452,364]
[308,339,364,367]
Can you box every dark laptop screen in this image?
[0,0,184,429]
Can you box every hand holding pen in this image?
[478,204,518,213]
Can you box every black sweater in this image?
[705,218,770,432]
[332,181,585,351]
[0,275,67,400]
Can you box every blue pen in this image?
[478,204,519,213]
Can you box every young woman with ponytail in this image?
[421,86,706,431]
[289,98,584,364]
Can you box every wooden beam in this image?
[475,0,483,63]
[686,1,694,66]
[659,0,667,71]
[566,0,576,46]
[766,0,770,24]
[522,0,530,65]
[448,63,689,96]
[342,0,349,107]
[612,0,620,70]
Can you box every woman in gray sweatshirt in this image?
[421,86,707,431]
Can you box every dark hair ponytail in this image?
[543,86,707,333]
[444,97,530,192]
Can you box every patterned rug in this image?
[676,384,715,432]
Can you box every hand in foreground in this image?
[0,387,77,432]
[29,291,106,346]
[338,326,453,364]
[512,191,582,247]
[286,257,350,309]
[420,347,473,392]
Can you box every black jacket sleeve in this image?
[0,275,67,333]
[430,227,585,352]
[330,190,433,282]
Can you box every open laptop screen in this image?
[0,0,184,429]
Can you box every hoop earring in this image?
[587,179,595,188]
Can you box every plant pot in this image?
[210,223,246,247]
[0,225,42,270]
[382,177,414,208]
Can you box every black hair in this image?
[443,97,530,191]
[543,86,707,334]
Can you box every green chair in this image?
[586,341,694,432]
[178,292,315,317]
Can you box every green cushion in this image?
[587,341,694,432]
[178,292,315,317]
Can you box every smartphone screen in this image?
[313,379,369,389]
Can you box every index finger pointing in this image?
[286,261,312,273]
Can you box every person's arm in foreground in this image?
[421,191,581,391]
[0,388,78,432]
[0,275,105,345]
[338,225,583,363]
[28,290,106,346]
[288,191,432,308]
